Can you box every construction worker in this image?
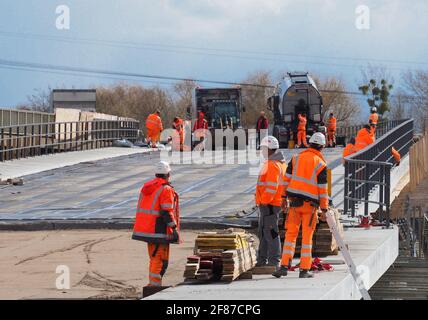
[193,111,209,150]
[326,112,337,147]
[171,117,184,151]
[296,113,308,148]
[132,161,180,287]
[369,121,377,140]
[354,124,374,152]
[256,111,269,150]
[342,137,356,164]
[273,132,329,279]
[146,110,163,148]
[255,136,287,267]
[369,107,379,125]
[391,147,401,166]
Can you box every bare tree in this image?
[401,70,428,131]
[173,80,197,119]
[24,87,53,112]
[240,71,274,128]
[312,75,360,125]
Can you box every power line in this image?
[0,30,426,72]
[0,58,426,101]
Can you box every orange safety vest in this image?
[297,114,307,131]
[391,147,401,163]
[132,177,180,244]
[342,142,356,159]
[354,128,374,151]
[327,117,337,131]
[255,154,287,207]
[283,148,329,209]
[146,113,163,132]
[369,113,379,125]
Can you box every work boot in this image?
[299,269,314,278]
[272,265,288,278]
[255,261,267,267]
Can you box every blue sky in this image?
[0,0,427,111]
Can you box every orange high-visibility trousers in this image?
[147,243,170,286]
[147,128,161,147]
[297,130,308,147]
[327,129,336,146]
[281,201,317,270]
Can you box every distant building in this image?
[51,89,96,112]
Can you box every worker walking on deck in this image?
[146,110,163,148]
[297,113,308,148]
[369,107,379,126]
[255,136,287,267]
[132,161,180,288]
[256,111,269,150]
[326,112,337,147]
[171,117,184,151]
[273,132,329,279]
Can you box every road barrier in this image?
[336,119,407,141]
[0,119,139,162]
[344,119,414,227]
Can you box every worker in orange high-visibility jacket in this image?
[132,161,180,288]
[296,113,308,148]
[391,147,401,166]
[326,112,337,147]
[369,107,379,125]
[273,132,329,279]
[342,137,356,164]
[354,125,374,152]
[255,136,287,267]
[170,117,184,151]
[145,110,163,148]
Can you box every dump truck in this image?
[267,72,345,148]
[189,87,247,149]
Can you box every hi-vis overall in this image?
[281,148,328,270]
[132,177,180,286]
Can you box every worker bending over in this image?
[354,124,374,152]
[327,112,337,147]
[146,110,163,148]
[132,161,180,287]
[342,137,356,164]
[297,113,308,148]
[255,136,287,267]
[273,132,329,279]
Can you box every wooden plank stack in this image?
[183,228,257,283]
[281,208,344,257]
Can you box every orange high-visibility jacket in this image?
[354,127,374,152]
[369,113,379,125]
[297,114,307,131]
[283,148,329,209]
[193,118,208,131]
[327,116,337,131]
[146,113,163,132]
[392,147,401,163]
[132,177,180,244]
[342,142,356,159]
[255,151,287,207]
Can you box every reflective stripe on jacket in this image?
[255,151,287,206]
[146,113,163,132]
[283,148,329,209]
[132,177,180,244]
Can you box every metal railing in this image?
[344,119,414,227]
[336,119,407,140]
[0,119,139,162]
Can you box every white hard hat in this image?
[309,132,326,146]
[371,107,377,113]
[155,161,171,174]
[260,136,279,149]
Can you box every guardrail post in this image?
[364,163,369,216]
[344,161,349,215]
[351,162,356,217]
[0,128,4,162]
[385,166,391,229]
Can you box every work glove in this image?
[319,208,328,222]
[172,228,179,242]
